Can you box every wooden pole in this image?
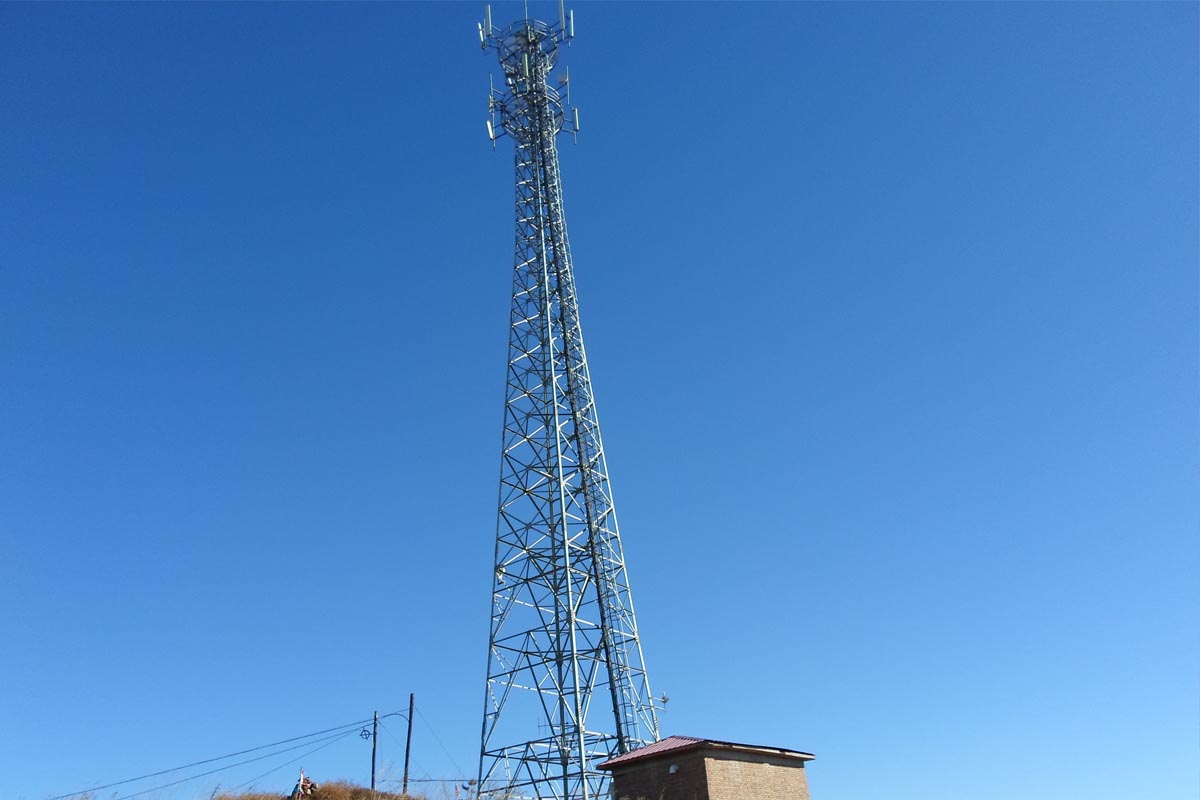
[402,693,414,796]
[371,710,379,798]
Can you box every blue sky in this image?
[1,2,1196,799]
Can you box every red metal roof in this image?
[597,735,814,770]
[597,736,706,768]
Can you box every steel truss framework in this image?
[476,13,658,800]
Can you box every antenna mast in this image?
[476,7,659,800]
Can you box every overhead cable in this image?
[50,714,385,800]
[204,730,358,795]
[109,731,357,800]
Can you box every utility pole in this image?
[403,693,414,796]
[371,710,379,798]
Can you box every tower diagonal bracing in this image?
[476,11,659,800]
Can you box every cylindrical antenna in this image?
[559,0,566,32]
[484,4,492,35]
[568,9,575,39]
[573,107,580,132]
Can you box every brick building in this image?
[598,735,814,800]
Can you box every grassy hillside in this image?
[213,781,420,800]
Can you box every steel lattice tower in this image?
[475,8,659,800]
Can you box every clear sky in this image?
[1,2,1196,800]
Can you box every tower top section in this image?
[479,3,574,68]
[487,17,567,76]
[479,4,580,145]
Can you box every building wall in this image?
[703,752,809,800]
[608,748,810,800]
[609,749,709,800]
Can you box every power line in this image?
[402,777,474,784]
[50,715,384,800]
[415,706,466,777]
[225,730,358,793]
[377,719,407,751]
[109,731,356,800]
[375,719,411,785]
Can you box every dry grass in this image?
[213,780,418,800]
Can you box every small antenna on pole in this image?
[568,9,575,40]
[486,72,499,151]
[559,0,566,32]
[484,4,492,36]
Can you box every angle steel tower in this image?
[476,8,658,800]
